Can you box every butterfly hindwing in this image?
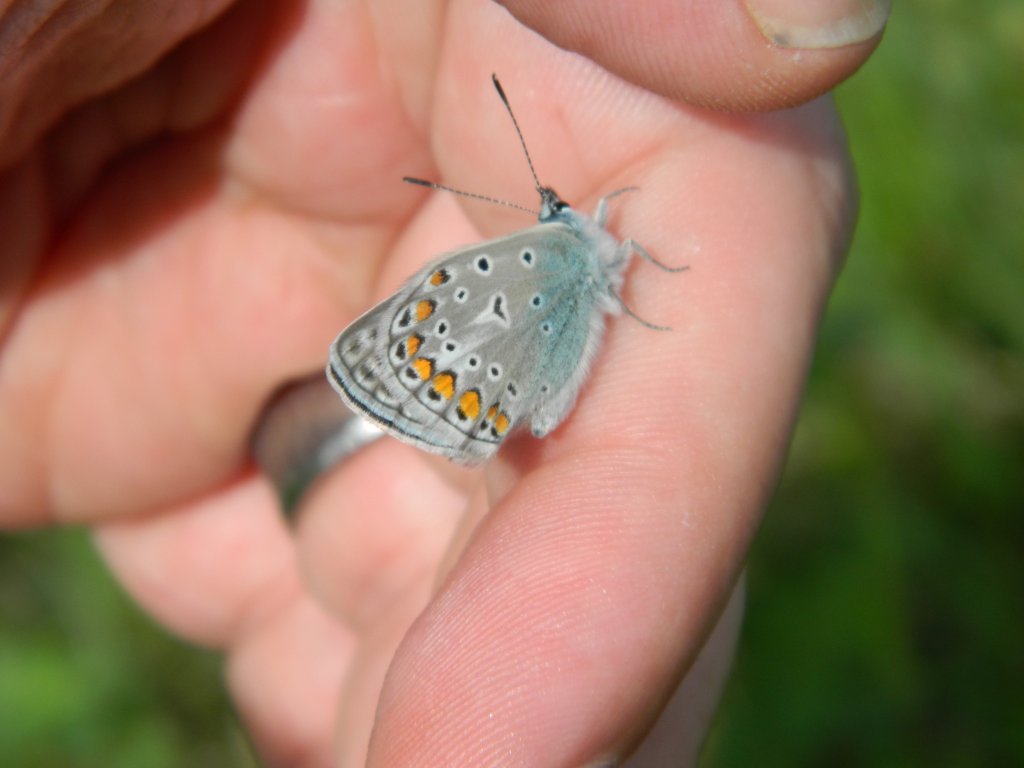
[328,221,611,463]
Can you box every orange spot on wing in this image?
[412,358,433,380]
[405,335,421,356]
[432,372,455,400]
[429,269,449,286]
[415,300,436,321]
[494,412,510,435]
[458,390,481,420]
[485,404,498,421]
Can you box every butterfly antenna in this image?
[402,177,537,215]
[491,74,543,193]
[401,76,545,215]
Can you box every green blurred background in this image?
[2,2,1022,766]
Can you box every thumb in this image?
[498,0,889,110]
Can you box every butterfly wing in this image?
[328,222,616,464]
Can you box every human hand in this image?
[0,0,883,764]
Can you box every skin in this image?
[0,0,875,765]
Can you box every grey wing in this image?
[327,252,500,464]
[477,226,611,438]
[328,222,609,462]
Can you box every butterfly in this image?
[326,75,684,465]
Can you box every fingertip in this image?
[498,0,887,111]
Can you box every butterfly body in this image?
[327,187,633,464]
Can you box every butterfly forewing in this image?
[328,223,608,463]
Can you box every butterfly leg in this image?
[594,186,641,226]
[624,239,689,273]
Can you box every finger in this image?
[94,479,297,648]
[226,594,354,766]
[364,4,854,764]
[0,1,430,523]
[624,577,744,766]
[293,440,469,632]
[0,0,235,167]
[94,477,355,766]
[0,143,359,522]
[498,0,889,111]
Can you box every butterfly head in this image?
[538,186,571,222]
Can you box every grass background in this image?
[2,1,1021,765]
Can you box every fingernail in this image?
[744,0,891,49]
